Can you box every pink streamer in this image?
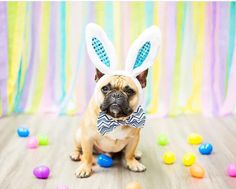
[157,3,176,117]
[0,2,8,116]
[202,3,216,116]
[220,38,236,115]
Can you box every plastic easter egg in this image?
[183,152,196,166]
[187,133,203,145]
[97,154,113,168]
[199,143,213,155]
[163,151,175,164]
[56,186,69,189]
[37,134,49,145]
[190,164,205,178]
[157,134,168,146]
[17,127,30,137]
[227,163,236,177]
[125,181,141,189]
[27,136,38,149]
[33,165,50,179]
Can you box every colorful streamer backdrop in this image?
[0,2,236,117]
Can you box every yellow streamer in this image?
[130,2,145,42]
[169,2,184,116]
[66,3,71,93]
[147,2,160,114]
[0,96,2,115]
[95,2,105,27]
[21,4,31,91]
[185,2,205,113]
[113,1,121,66]
[7,2,27,114]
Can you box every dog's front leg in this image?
[75,137,93,178]
[124,130,146,172]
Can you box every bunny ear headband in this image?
[86,23,161,104]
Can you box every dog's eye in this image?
[124,87,135,96]
[101,84,111,94]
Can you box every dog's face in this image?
[95,69,148,119]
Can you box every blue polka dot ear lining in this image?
[133,41,151,69]
[92,37,110,68]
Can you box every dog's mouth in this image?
[100,90,134,118]
[100,103,133,118]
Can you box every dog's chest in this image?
[95,126,135,153]
[105,125,132,140]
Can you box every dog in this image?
[70,23,161,178]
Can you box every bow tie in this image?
[97,105,146,135]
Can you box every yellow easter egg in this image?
[183,152,196,166]
[187,133,203,145]
[163,151,175,164]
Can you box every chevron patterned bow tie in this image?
[97,105,146,135]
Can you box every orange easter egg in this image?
[190,164,205,178]
[125,181,142,189]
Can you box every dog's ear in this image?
[86,23,117,75]
[125,26,161,77]
[95,68,104,82]
[136,69,148,88]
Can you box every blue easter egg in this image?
[97,154,113,168]
[17,127,30,137]
[199,143,213,155]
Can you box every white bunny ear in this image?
[125,26,161,76]
[86,23,117,74]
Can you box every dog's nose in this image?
[111,92,122,99]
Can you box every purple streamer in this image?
[220,42,236,115]
[0,2,8,116]
[85,2,96,102]
[40,2,58,112]
[18,2,41,111]
[214,2,229,111]
[202,3,217,115]
[210,3,217,114]
[0,2,235,117]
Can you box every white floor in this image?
[0,114,236,189]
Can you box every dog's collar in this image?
[97,105,146,135]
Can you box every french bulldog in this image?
[70,23,161,178]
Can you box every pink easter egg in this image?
[56,186,69,189]
[27,136,38,149]
[227,163,236,177]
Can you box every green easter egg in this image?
[157,134,168,146]
[37,135,49,145]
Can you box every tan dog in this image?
[70,23,161,178]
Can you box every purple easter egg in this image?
[33,165,50,179]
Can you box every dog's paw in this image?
[70,151,81,161]
[75,163,92,178]
[126,159,146,172]
[135,150,142,160]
